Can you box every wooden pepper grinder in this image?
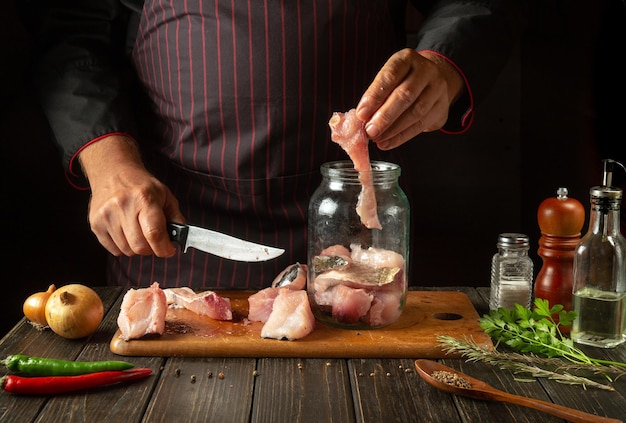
[535,187,585,328]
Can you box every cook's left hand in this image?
[356,48,464,150]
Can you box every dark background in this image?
[2,0,625,336]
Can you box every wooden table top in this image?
[0,286,624,423]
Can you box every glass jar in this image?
[489,233,534,310]
[571,186,626,348]
[307,160,409,329]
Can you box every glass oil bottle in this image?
[571,159,626,348]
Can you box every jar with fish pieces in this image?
[307,160,409,329]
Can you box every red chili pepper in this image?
[1,368,152,395]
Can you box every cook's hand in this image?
[78,135,185,258]
[356,48,464,150]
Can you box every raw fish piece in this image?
[320,244,352,258]
[331,284,373,324]
[349,244,405,269]
[261,289,315,341]
[365,289,403,327]
[247,287,280,323]
[328,109,382,229]
[249,262,308,322]
[313,287,335,307]
[164,287,232,321]
[312,272,344,293]
[313,264,401,289]
[117,282,167,341]
[310,243,406,326]
[312,244,405,290]
[271,262,308,290]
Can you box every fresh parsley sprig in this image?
[479,298,626,369]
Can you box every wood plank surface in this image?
[109,291,492,358]
[252,358,355,422]
[350,358,461,422]
[143,357,256,423]
[2,287,625,423]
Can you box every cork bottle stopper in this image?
[537,187,585,236]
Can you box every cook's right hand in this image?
[356,48,465,150]
[78,135,185,257]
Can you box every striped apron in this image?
[111,0,403,288]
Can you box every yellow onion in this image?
[23,284,57,327]
[45,284,104,339]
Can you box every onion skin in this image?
[45,284,104,339]
[23,284,56,327]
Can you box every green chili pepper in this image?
[1,354,134,376]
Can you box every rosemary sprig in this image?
[438,335,620,391]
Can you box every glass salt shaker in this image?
[307,160,409,329]
[571,159,626,348]
[489,233,534,310]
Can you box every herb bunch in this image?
[479,298,626,369]
[437,298,626,390]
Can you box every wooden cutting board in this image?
[110,290,492,358]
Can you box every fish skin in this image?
[271,262,307,290]
[311,255,350,273]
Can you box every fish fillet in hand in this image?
[328,109,382,229]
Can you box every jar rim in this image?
[321,160,400,173]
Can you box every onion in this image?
[23,284,57,327]
[45,284,104,339]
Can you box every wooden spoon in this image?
[414,359,622,423]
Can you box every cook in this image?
[25,0,526,288]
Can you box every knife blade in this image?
[167,222,284,262]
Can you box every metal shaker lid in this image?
[497,233,529,248]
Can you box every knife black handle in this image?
[167,222,189,247]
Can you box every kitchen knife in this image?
[167,222,284,262]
